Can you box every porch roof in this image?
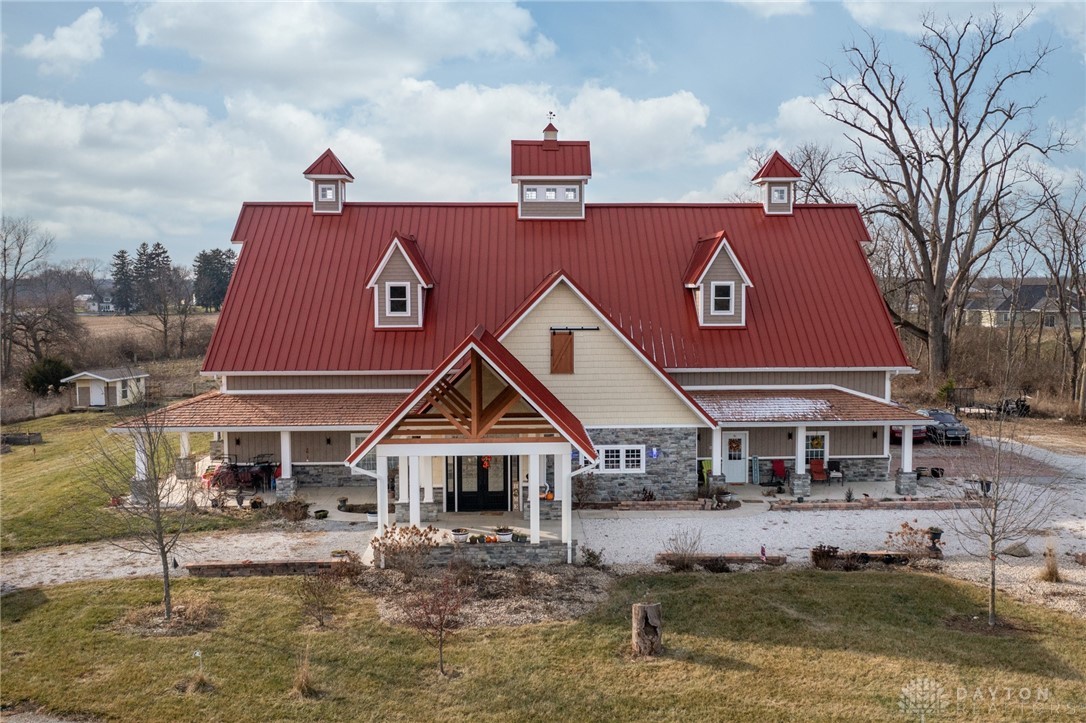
[113,390,404,431]
[690,388,930,426]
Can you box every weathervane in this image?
[546,110,557,122]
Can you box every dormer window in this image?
[386,283,410,316]
[545,188,557,200]
[771,186,788,204]
[711,282,734,315]
[564,187,578,201]
[525,187,538,200]
[511,125,591,220]
[318,184,337,202]
[751,151,802,216]
[304,148,354,215]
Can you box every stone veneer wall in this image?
[522,499,561,521]
[751,456,890,485]
[427,540,575,567]
[394,500,440,523]
[587,427,698,502]
[293,464,364,487]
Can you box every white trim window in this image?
[385,282,410,316]
[599,445,645,473]
[564,186,578,201]
[349,433,377,475]
[120,379,129,400]
[771,185,788,204]
[524,187,538,201]
[805,431,828,462]
[545,187,557,200]
[318,184,337,202]
[710,281,734,315]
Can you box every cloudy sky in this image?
[2,1,1084,265]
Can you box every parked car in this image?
[916,409,971,445]
[889,402,927,444]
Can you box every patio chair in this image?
[809,458,828,484]
[769,459,789,486]
[827,460,844,486]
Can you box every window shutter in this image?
[550,331,574,374]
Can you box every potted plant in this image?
[337,496,349,511]
[249,495,264,510]
[358,503,379,523]
[926,526,944,543]
[451,528,469,543]
[313,509,329,520]
[495,526,513,543]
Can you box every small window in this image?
[598,445,646,473]
[805,432,827,462]
[386,283,410,316]
[564,186,578,201]
[120,379,129,400]
[711,282,734,315]
[318,184,336,202]
[524,187,538,201]
[771,186,788,204]
[545,188,557,200]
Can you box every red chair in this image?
[770,459,789,485]
[809,458,828,484]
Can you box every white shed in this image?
[62,368,149,408]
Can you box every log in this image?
[632,602,663,656]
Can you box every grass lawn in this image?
[2,571,1084,721]
[1,412,251,553]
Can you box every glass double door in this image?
[446,455,515,512]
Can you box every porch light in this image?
[649,447,660,459]
[787,432,793,440]
[234,437,241,446]
[873,430,878,439]
[326,437,332,445]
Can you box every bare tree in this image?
[400,570,470,675]
[132,264,194,358]
[820,9,1070,381]
[87,394,195,620]
[1,217,54,378]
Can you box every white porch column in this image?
[711,427,723,476]
[179,432,191,458]
[134,435,149,480]
[397,455,409,503]
[376,455,390,534]
[408,455,421,527]
[422,455,434,503]
[280,431,293,478]
[559,446,572,561]
[794,425,806,476]
[901,426,914,473]
[528,453,541,545]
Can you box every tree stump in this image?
[631,602,663,656]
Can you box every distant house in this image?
[964,280,1083,328]
[63,368,148,408]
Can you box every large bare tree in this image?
[1,217,54,378]
[820,9,1069,380]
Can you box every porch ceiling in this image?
[113,390,405,431]
[691,388,930,425]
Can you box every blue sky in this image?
[2,1,1084,266]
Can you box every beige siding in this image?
[673,370,886,398]
[228,374,424,391]
[700,252,746,326]
[228,432,279,462]
[106,384,117,406]
[520,201,583,218]
[291,431,357,463]
[375,251,422,327]
[746,425,884,457]
[76,385,90,406]
[312,182,340,213]
[502,283,702,426]
[766,183,792,213]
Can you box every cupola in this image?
[511,125,591,220]
[304,148,353,214]
[751,151,802,216]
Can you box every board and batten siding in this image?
[673,370,887,398]
[227,374,424,391]
[747,426,884,458]
[229,431,364,463]
[699,252,746,326]
[374,251,422,327]
[502,283,702,426]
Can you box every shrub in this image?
[21,357,74,396]
[277,496,311,522]
[514,566,536,596]
[811,544,840,570]
[447,554,478,587]
[639,487,657,502]
[662,527,702,571]
[400,572,471,675]
[700,558,731,574]
[370,524,439,582]
[844,487,855,503]
[1039,539,1063,583]
[886,520,941,558]
[580,546,606,569]
[290,641,319,698]
[573,472,598,508]
[296,570,344,628]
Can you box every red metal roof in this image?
[365,232,436,288]
[347,326,597,464]
[208,202,908,373]
[680,230,751,287]
[752,151,801,181]
[690,389,929,424]
[304,149,354,179]
[511,140,592,178]
[116,391,404,430]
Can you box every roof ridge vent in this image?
[542,123,559,149]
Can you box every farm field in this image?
[79,312,220,336]
[2,572,1083,722]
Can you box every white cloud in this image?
[17,7,115,76]
[133,2,555,108]
[727,1,813,19]
[841,0,1083,42]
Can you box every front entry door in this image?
[452,456,509,511]
[722,432,749,484]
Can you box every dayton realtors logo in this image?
[899,678,1057,720]
[899,678,949,721]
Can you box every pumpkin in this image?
[545,492,554,500]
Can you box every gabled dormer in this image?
[365,232,435,329]
[304,149,354,215]
[682,231,753,327]
[511,124,591,221]
[751,151,802,216]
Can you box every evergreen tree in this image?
[192,248,236,311]
[110,249,134,314]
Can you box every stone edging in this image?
[770,499,985,512]
[184,559,346,577]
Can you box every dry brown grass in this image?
[290,641,319,699]
[116,592,221,636]
[81,313,219,336]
